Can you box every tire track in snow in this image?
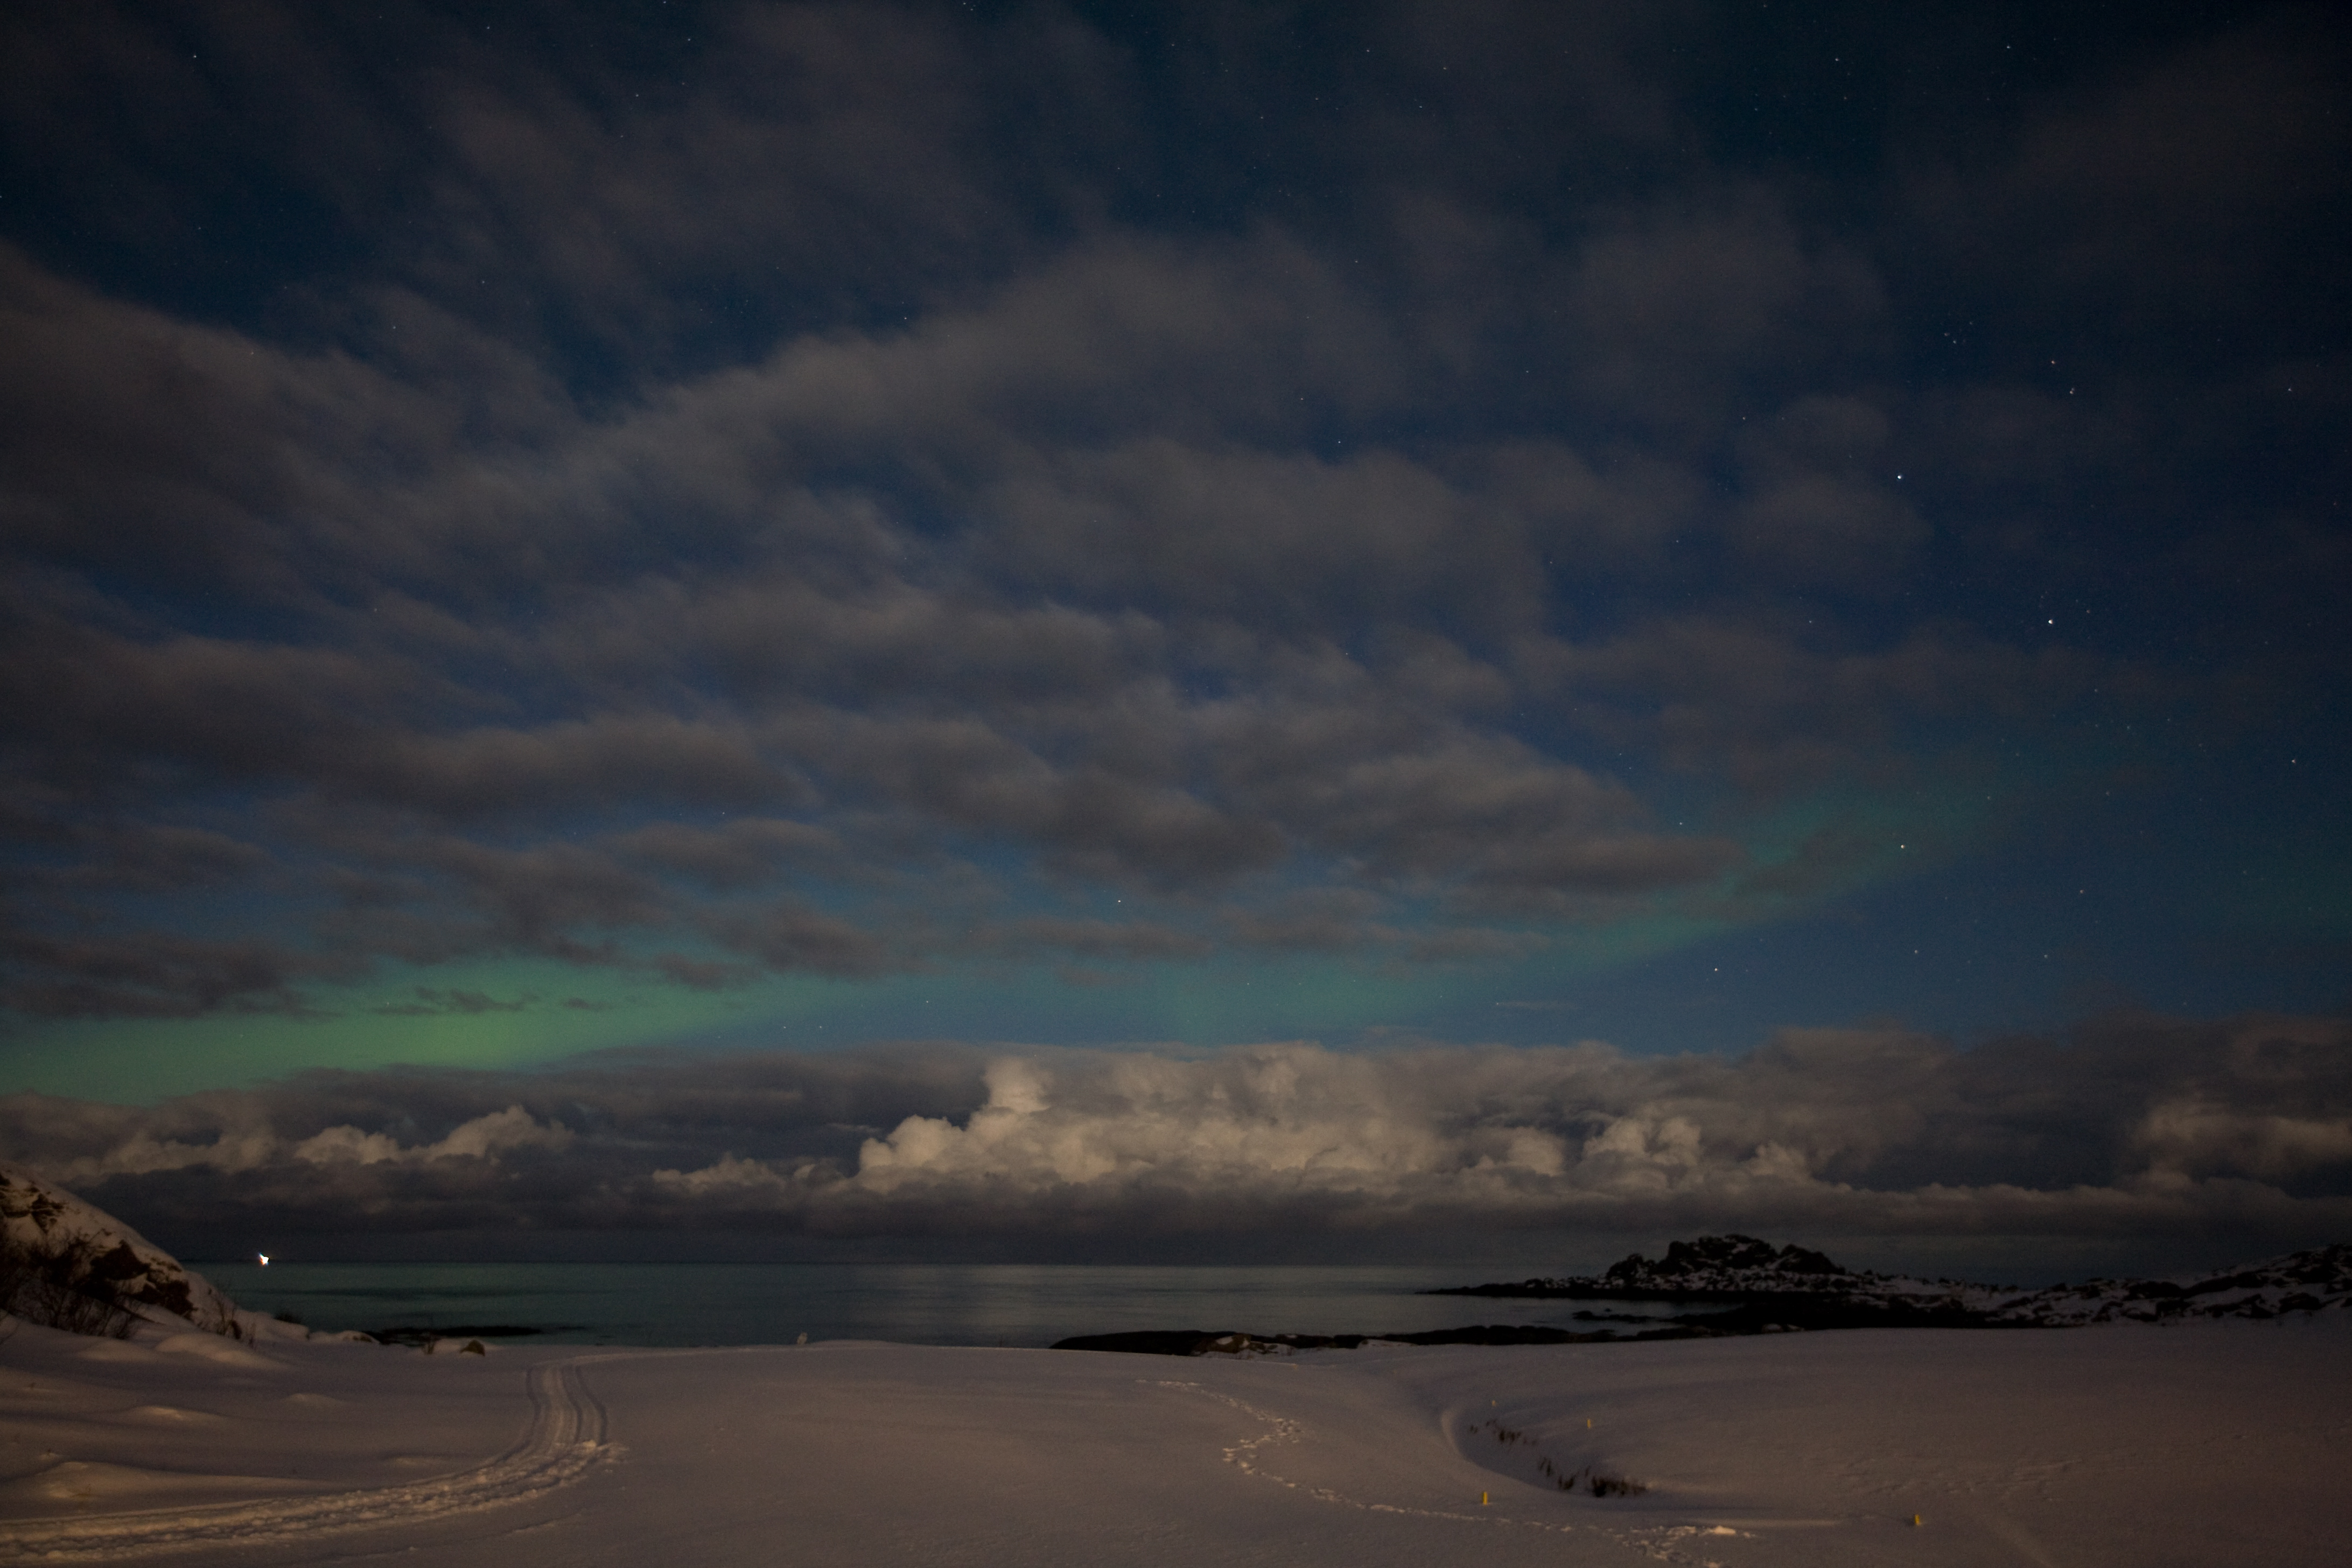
[1152,1378,1748,1567]
[0,1357,613,1562]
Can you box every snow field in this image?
[2,1315,2346,1567]
[0,1320,612,1562]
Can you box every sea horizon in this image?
[199,1258,1697,1349]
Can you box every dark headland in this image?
[1052,1235,2352,1356]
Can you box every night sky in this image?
[2,1,2346,1268]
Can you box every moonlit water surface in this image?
[200,1262,1680,1347]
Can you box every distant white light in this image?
[258,1254,271,1266]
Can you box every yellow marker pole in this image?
[1912,1514,1923,1528]
[1482,1492,1490,1506]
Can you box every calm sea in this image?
[198,1262,1680,1349]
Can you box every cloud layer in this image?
[9,1013,2345,1255]
[2,1,2344,1045]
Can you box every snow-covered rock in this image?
[0,1160,250,1339]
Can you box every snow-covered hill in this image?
[1985,1243,2352,1326]
[0,1160,253,1338]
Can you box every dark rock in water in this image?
[369,1324,558,1348]
[1380,1324,1626,1348]
[1054,1329,1247,1356]
[1054,1323,1676,1356]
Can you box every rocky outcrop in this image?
[1430,1234,2352,1329]
[1430,1233,1922,1304]
[1601,1234,1850,1291]
[0,1161,247,1338]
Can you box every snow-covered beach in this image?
[7,1163,2349,1565]
[4,1312,2347,1567]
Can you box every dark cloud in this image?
[366,987,530,1018]
[988,440,1539,633]
[608,818,845,891]
[977,919,1214,965]
[701,900,894,979]
[0,930,346,1020]
[1905,13,2351,331]
[4,1014,2344,1254]
[1562,192,1891,438]
[0,0,2343,1035]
